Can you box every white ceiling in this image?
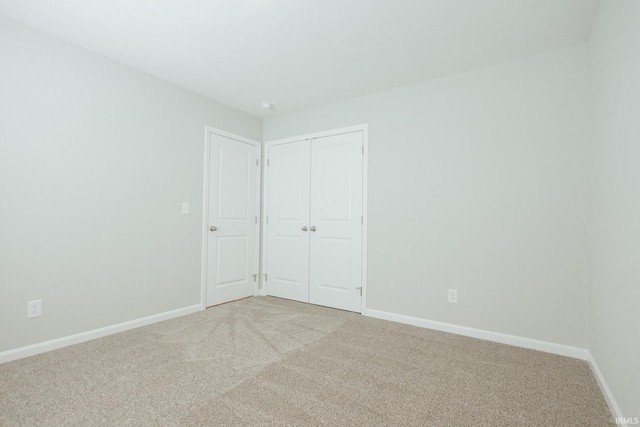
[0,0,600,118]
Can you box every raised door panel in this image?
[207,133,258,306]
[309,132,363,312]
[266,140,310,302]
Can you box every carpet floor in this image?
[0,296,612,426]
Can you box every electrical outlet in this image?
[447,289,458,304]
[181,202,190,214]
[27,300,42,318]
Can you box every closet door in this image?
[266,140,311,303]
[309,131,363,312]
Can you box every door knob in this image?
[301,226,308,232]
[310,226,317,232]
[209,226,218,232]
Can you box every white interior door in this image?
[265,140,311,303]
[206,131,259,307]
[309,132,363,312]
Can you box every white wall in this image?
[589,1,640,418]
[0,16,261,352]
[264,45,590,348]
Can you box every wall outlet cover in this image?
[28,300,42,318]
[448,289,458,304]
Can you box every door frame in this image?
[261,124,369,312]
[200,126,262,310]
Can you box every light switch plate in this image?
[182,202,189,214]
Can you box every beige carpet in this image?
[0,297,613,426]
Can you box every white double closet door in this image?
[266,131,364,313]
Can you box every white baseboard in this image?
[363,308,627,423]
[362,308,590,360]
[0,304,202,365]
[587,351,627,425]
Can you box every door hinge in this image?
[252,274,257,282]
[267,159,270,166]
[266,216,269,224]
[256,159,259,166]
[264,273,268,281]
[255,216,258,224]
[356,286,362,296]
[362,145,364,155]
[361,216,363,225]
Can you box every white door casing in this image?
[204,129,260,307]
[265,140,311,303]
[308,132,363,312]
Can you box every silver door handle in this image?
[209,226,217,232]
[310,226,316,232]
[301,226,308,232]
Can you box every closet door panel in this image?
[266,140,311,302]
[309,132,363,312]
